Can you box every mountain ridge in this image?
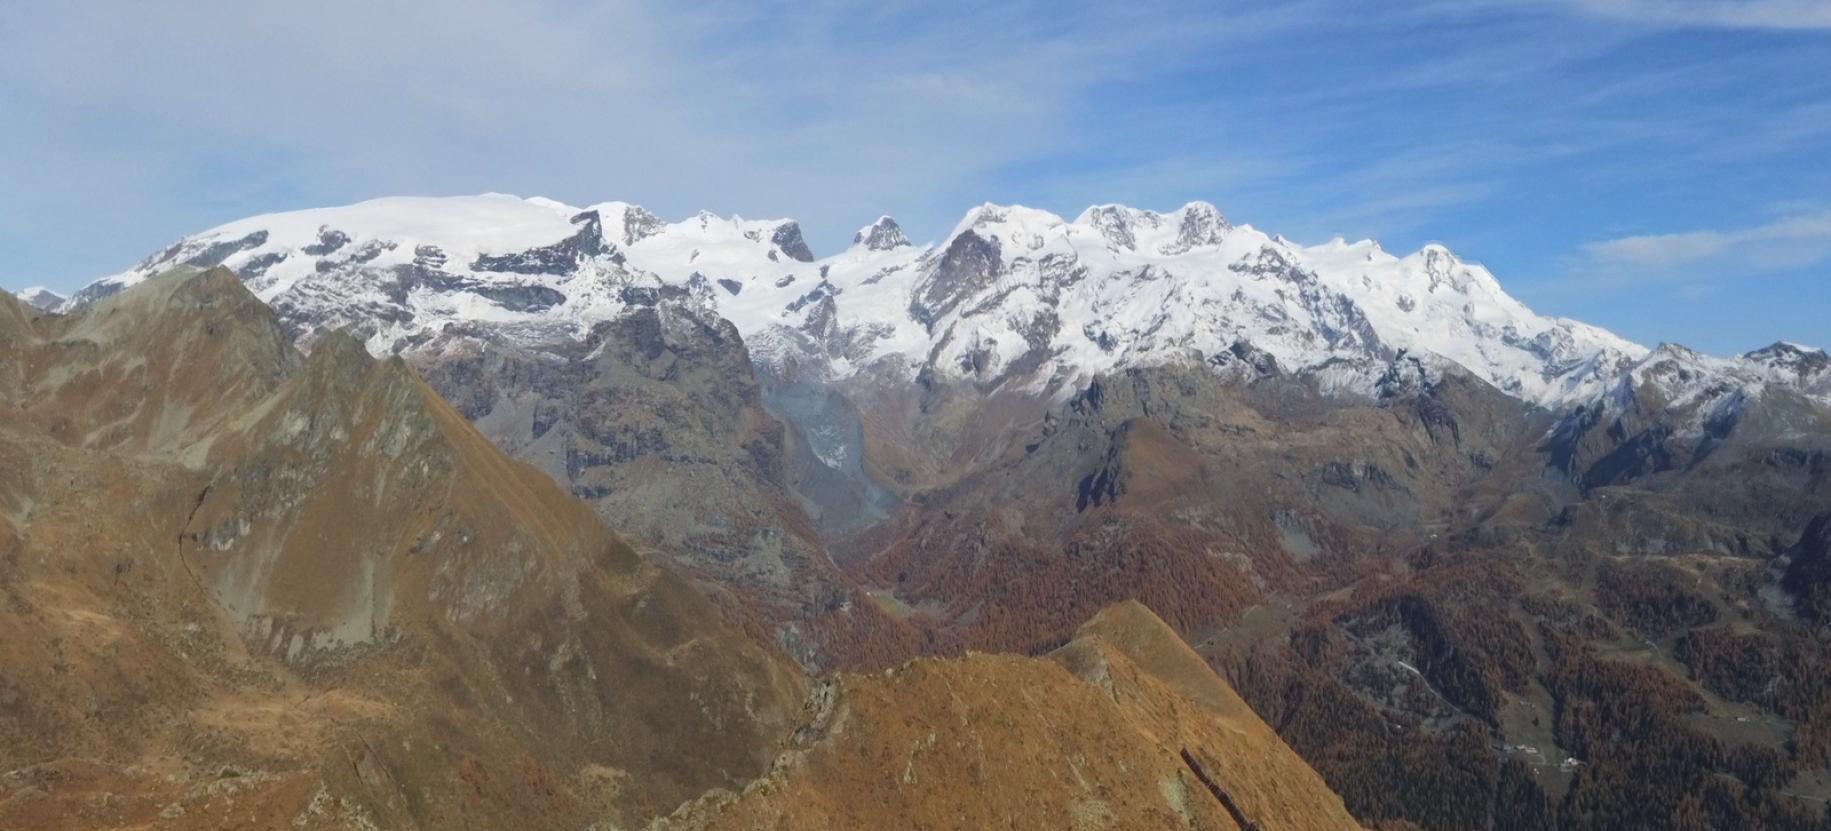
[56,193,1825,422]
[47,192,1705,411]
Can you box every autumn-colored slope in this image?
[0,268,804,829]
[656,601,1363,830]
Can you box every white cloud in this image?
[1583,210,1831,273]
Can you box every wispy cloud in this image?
[1583,210,1831,273]
[0,0,1317,283]
[1561,0,1831,30]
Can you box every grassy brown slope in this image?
[0,268,805,830]
[16,266,300,455]
[656,601,1363,831]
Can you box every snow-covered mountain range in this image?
[48,193,1828,411]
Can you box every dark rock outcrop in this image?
[770,221,814,263]
[852,216,910,251]
[471,210,610,273]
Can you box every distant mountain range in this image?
[48,193,1825,414]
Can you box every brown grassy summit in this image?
[656,599,1363,830]
[3,265,300,455]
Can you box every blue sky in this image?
[2,0,1827,353]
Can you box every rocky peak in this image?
[1162,200,1228,254]
[15,266,300,455]
[1744,341,1830,383]
[852,216,910,251]
[771,221,815,262]
[956,203,1065,236]
[1070,201,1227,255]
[1076,204,1155,251]
[1593,340,1818,434]
[910,229,1001,329]
[963,203,1010,229]
[619,204,668,245]
[1414,244,1467,293]
[1629,343,1717,390]
[13,286,65,312]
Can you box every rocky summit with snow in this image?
[13,285,65,312]
[64,192,1817,415]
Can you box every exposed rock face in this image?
[656,601,1363,831]
[404,300,919,670]
[1164,200,1229,254]
[1746,340,1831,383]
[757,361,898,536]
[1074,202,1229,256]
[852,216,910,251]
[770,221,815,263]
[909,228,1001,329]
[471,209,607,274]
[1080,204,1143,250]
